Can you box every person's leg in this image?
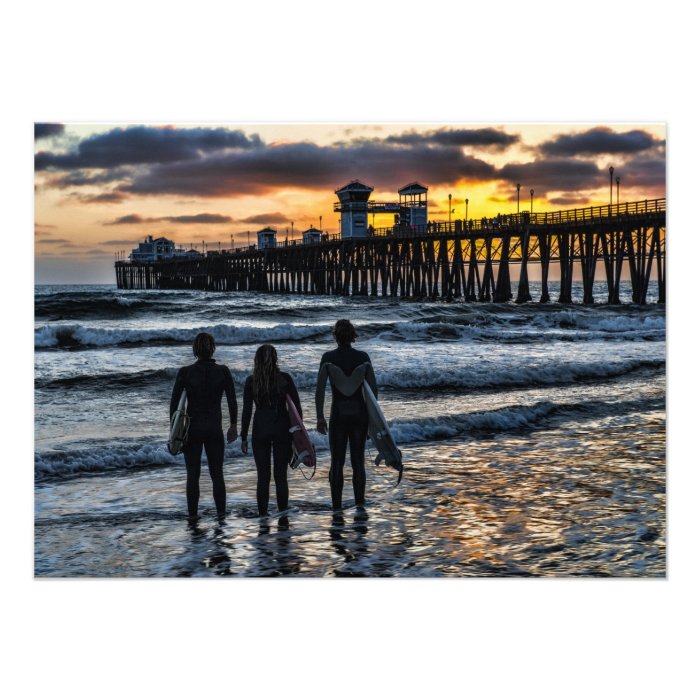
[204,430,226,517]
[252,437,273,516]
[328,417,350,510]
[271,435,291,512]
[183,436,204,520]
[348,419,368,507]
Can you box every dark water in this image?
[34,282,666,576]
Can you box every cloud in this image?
[120,141,498,197]
[75,191,128,205]
[548,195,594,206]
[35,125,262,171]
[104,212,234,225]
[496,159,604,193]
[386,127,520,150]
[539,127,662,156]
[37,238,70,244]
[101,239,138,245]
[46,169,133,188]
[238,212,289,225]
[35,123,65,140]
[613,155,666,191]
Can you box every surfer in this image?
[241,344,303,517]
[316,319,378,511]
[170,332,238,523]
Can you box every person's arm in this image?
[286,374,302,420]
[365,357,378,400]
[170,368,185,419]
[315,360,329,434]
[223,366,238,443]
[240,377,254,446]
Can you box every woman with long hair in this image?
[241,344,302,517]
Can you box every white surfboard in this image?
[167,390,190,456]
[362,380,403,484]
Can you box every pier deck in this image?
[115,198,665,304]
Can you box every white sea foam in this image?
[34,322,329,348]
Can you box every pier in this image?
[115,198,665,305]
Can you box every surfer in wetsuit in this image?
[170,332,238,523]
[316,319,378,511]
[241,344,302,517]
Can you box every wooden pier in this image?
[115,198,665,304]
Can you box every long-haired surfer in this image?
[170,332,238,524]
[241,344,302,517]
[315,319,378,511]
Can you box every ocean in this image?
[34,282,666,577]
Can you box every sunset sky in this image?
[34,122,666,283]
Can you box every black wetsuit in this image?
[170,358,237,519]
[241,372,302,516]
[316,344,377,510]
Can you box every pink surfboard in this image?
[286,394,316,474]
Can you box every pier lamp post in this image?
[448,194,452,228]
[319,215,322,232]
[616,176,620,206]
[530,189,534,215]
[516,183,521,214]
[291,221,294,241]
[465,198,469,221]
[609,166,614,206]
[247,231,250,247]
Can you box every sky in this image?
[34,122,666,284]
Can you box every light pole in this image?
[530,188,534,214]
[319,215,322,231]
[609,166,614,206]
[448,194,452,228]
[291,221,294,241]
[465,198,469,221]
[516,183,521,215]
[247,231,250,247]
[616,176,620,206]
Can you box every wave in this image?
[34,311,665,349]
[34,322,331,349]
[35,395,664,481]
[36,357,665,393]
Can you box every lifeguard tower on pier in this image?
[398,182,428,228]
[335,180,430,237]
[257,227,277,249]
[334,180,374,238]
[302,227,322,244]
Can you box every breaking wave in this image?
[35,395,663,481]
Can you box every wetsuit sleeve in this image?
[170,367,185,419]
[241,376,254,440]
[315,361,329,421]
[286,374,303,420]
[222,365,237,426]
[366,359,378,400]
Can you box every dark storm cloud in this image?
[120,141,498,197]
[496,159,604,192]
[35,126,262,171]
[239,212,289,225]
[104,212,233,225]
[548,195,594,206]
[46,169,133,188]
[539,127,662,156]
[35,123,65,140]
[386,127,520,150]
[613,155,666,191]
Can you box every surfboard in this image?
[286,393,316,476]
[167,390,190,455]
[362,380,404,485]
